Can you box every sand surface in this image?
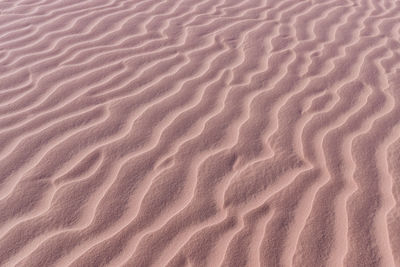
[1,0,400,266]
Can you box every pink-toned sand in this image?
[0,0,400,266]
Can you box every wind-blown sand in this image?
[0,0,400,266]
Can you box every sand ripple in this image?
[1,0,400,266]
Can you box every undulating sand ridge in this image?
[1,0,400,266]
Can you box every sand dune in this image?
[0,0,400,266]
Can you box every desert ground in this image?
[0,0,400,266]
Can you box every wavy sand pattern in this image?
[1,0,400,266]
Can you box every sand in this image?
[0,0,400,266]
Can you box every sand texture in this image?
[1,0,400,266]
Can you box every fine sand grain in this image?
[1,0,400,266]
